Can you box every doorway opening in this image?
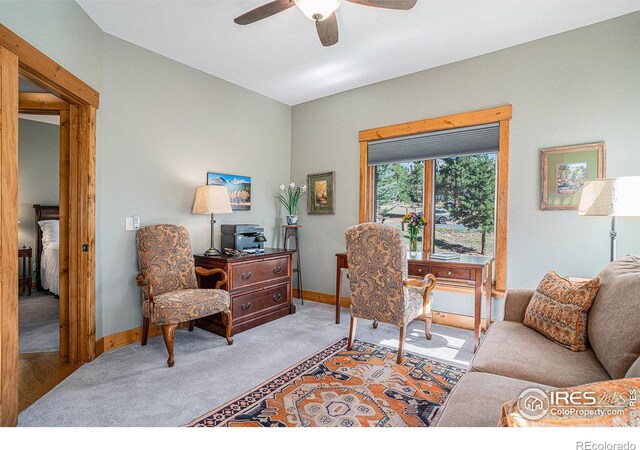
[0,24,99,426]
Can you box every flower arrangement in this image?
[276,183,307,223]
[402,212,427,252]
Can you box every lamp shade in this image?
[192,185,232,215]
[578,177,640,217]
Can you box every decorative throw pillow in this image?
[499,378,640,427]
[523,271,600,352]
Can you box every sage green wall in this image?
[1,1,292,337]
[290,12,640,319]
[17,119,59,254]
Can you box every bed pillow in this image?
[523,271,600,352]
[38,220,59,247]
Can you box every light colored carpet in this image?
[19,291,59,354]
[18,301,475,427]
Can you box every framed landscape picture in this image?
[207,172,251,211]
[540,143,605,211]
[307,171,335,215]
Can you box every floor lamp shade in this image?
[578,176,640,261]
[193,185,232,256]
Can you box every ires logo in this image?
[549,391,597,406]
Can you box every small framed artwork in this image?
[207,172,251,211]
[307,171,335,215]
[540,143,606,211]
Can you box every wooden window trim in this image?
[359,105,511,292]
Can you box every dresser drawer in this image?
[232,283,290,320]
[232,256,290,289]
[430,266,473,280]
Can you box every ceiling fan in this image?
[234,0,417,47]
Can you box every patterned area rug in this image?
[188,338,464,427]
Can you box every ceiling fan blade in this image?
[234,0,295,25]
[346,0,417,10]
[316,13,339,47]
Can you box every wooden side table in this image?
[19,246,32,296]
[283,225,303,304]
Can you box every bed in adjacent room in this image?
[34,204,60,296]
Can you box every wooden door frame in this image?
[358,105,511,292]
[1,24,99,426]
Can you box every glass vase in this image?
[409,236,418,254]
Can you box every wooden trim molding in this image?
[358,105,511,292]
[359,105,512,142]
[18,92,68,112]
[0,46,20,427]
[302,290,480,331]
[95,323,189,357]
[0,24,99,108]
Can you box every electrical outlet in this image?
[125,216,134,231]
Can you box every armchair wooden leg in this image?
[221,310,234,345]
[161,324,178,368]
[397,326,406,364]
[372,319,378,329]
[188,320,195,332]
[425,313,433,340]
[141,317,150,346]
[347,317,357,350]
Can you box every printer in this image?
[221,224,266,252]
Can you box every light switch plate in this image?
[125,216,134,231]
[133,216,140,230]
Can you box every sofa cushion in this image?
[500,378,640,427]
[470,321,610,387]
[523,271,600,352]
[626,357,640,378]
[588,255,640,380]
[435,372,551,427]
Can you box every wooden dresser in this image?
[194,248,296,336]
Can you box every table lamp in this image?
[578,176,640,262]
[192,185,233,256]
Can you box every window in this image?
[374,162,424,246]
[360,106,511,291]
[374,155,497,257]
[432,155,497,257]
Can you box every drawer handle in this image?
[417,268,423,273]
[273,266,283,274]
[273,293,283,302]
[241,271,252,280]
[447,270,452,276]
[241,302,252,311]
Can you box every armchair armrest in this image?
[503,289,536,323]
[195,267,228,289]
[403,274,437,303]
[136,273,155,317]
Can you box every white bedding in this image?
[41,242,60,296]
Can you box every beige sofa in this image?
[436,255,640,427]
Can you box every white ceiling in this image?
[77,0,640,105]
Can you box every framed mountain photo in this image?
[540,143,605,211]
[307,171,335,215]
[207,172,251,211]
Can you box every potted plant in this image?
[402,212,427,254]
[276,182,307,225]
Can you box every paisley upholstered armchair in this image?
[136,224,233,367]
[345,222,436,364]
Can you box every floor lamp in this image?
[192,185,233,256]
[578,177,640,262]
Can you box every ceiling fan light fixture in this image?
[294,0,342,21]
